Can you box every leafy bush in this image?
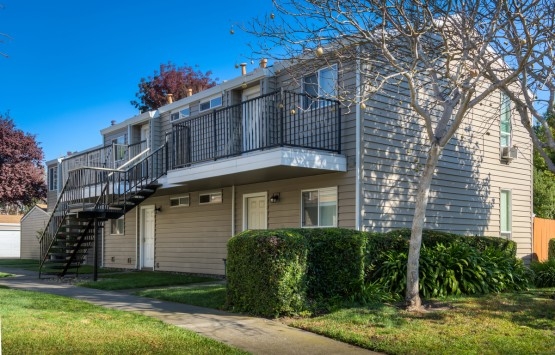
[369,241,530,297]
[549,239,555,261]
[226,229,308,317]
[300,228,366,300]
[530,259,555,287]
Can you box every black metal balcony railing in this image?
[168,90,341,169]
[60,140,148,183]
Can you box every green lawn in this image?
[0,272,12,278]
[283,288,555,355]
[136,284,227,309]
[0,288,246,355]
[0,259,39,269]
[77,271,217,290]
[138,284,555,354]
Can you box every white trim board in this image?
[166,147,346,186]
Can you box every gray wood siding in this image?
[20,208,50,260]
[361,86,533,259]
[103,127,127,146]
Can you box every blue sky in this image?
[0,0,274,161]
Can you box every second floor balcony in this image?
[165,90,346,186]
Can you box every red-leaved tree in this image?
[0,112,47,212]
[131,62,217,112]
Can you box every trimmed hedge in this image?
[300,228,366,299]
[227,228,528,317]
[549,239,555,261]
[226,229,308,317]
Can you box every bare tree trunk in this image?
[405,143,442,311]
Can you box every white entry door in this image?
[140,123,150,147]
[242,86,261,151]
[141,206,155,268]
[243,193,268,230]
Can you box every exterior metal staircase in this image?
[39,143,167,278]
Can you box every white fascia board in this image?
[100,111,155,135]
[166,147,346,185]
[157,67,273,115]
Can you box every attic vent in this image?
[501,146,518,161]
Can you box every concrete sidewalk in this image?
[0,267,379,354]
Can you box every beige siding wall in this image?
[362,86,533,259]
[151,188,233,275]
[235,172,356,231]
[103,210,137,269]
[20,208,50,260]
[101,168,356,276]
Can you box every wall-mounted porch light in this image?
[270,193,281,203]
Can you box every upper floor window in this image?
[48,167,57,191]
[303,65,338,109]
[112,134,127,162]
[171,107,190,122]
[301,187,337,227]
[199,95,222,112]
[500,93,511,147]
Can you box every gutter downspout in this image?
[231,185,235,236]
[355,51,362,231]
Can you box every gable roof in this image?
[21,204,50,223]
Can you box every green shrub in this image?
[530,259,555,287]
[301,228,366,300]
[382,229,517,257]
[226,229,308,317]
[549,239,555,261]
[369,241,530,297]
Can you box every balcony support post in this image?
[213,111,218,160]
[93,217,99,282]
[337,105,342,154]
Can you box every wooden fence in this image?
[533,217,555,261]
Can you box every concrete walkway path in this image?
[0,267,379,354]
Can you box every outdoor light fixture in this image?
[270,193,280,203]
[155,206,162,213]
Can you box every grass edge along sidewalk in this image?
[0,286,246,355]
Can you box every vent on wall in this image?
[501,146,518,161]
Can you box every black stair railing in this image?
[39,142,167,277]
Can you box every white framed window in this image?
[301,187,337,227]
[199,95,222,112]
[170,195,190,207]
[110,217,124,235]
[500,93,511,147]
[500,189,512,239]
[48,167,58,191]
[171,107,190,122]
[303,64,338,109]
[112,134,127,162]
[199,190,223,205]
